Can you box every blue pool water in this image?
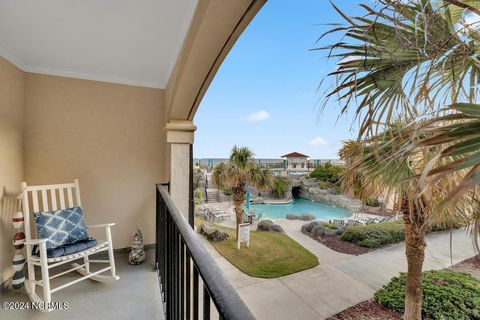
[247,198,352,220]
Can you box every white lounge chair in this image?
[208,208,229,222]
[20,179,119,312]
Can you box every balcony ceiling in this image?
[0,0,198,88]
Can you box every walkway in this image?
[201,219,478,320]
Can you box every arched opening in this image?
[291,186,302,199]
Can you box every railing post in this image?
[189,143,194,227]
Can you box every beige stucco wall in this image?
[0,57,25,284]
[24,74,166,249]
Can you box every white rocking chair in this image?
[20,179,119,312]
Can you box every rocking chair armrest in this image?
[24,238,48,246]
[89,223,116,228]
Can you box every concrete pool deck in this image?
[199,215,478,319]
[200,201,382,229]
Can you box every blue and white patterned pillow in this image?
[34,207,89,250]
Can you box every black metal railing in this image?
[156,184,255,320]
[204,175,209,203]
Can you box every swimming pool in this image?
[247,198,352,220]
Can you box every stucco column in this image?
[166,120,196,219]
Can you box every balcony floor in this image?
[0,249,164,320]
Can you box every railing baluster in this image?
[174,228,179,320]
[193,265,199,320]
[186,250,191,319]
[163,199,167,298]
[167,213,173,319]
[203,285,211,319]
[180,239,185,320]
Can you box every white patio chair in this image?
[20,179,119,312]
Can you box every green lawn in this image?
[197,219,319,278]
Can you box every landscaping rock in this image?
[299,213,315,221]
[258,219,284,232]
[301,221,321,233]
[199,223,229,242]
[309,187,322,195]
[302,178,318,187]
[257,220,274,231]
[311,224,343,236]
[302,221,344,236]
[271,224,285,233]
[311,225,326,236]
[286,213,299,220]
[200,222,216,236]
[208,230,229,242]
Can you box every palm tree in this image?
[340,132,475,319]
[320,1,480,318]
[213,146,273,240]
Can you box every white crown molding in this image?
[0,46,27,70]
[0,48,164,89]
[24,66,164,89]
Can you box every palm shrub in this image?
[213,146,272,240]
[272,177,289,198]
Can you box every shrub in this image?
[318,181,330,189]
[272,177,289,198]
[194,191,203,205]
[223,188,232,196]
[365,198,381,207]
[322,223,337,230]
[310,163,345,188]
[340,221,404,248]
[374,271,480,320]
[429,220,463,232]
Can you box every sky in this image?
[194,0,366,159]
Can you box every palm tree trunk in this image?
[232,184,246,241]
[234,205,242,240]
[402,197,426,320]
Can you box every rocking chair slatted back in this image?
[21,179,82,245]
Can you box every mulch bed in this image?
[445,254,480,279]
[328,299,401,320]
[308,233,370,255]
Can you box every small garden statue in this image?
[128,227,145,265]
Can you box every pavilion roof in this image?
[281,152,309,158]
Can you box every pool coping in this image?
[248,197,353,220]
[258,199,294,205]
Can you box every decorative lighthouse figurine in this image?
[12,210,25,289]
[128,227,146,265]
